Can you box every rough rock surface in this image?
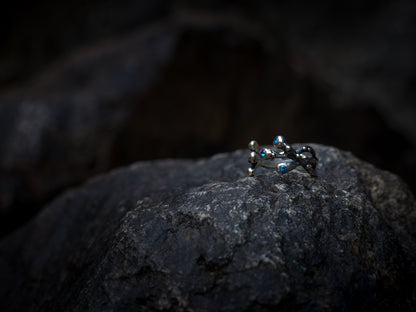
[1,1,416,238]
[1,145,416,311]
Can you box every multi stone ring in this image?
[248,136,318,177]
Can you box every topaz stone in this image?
[273,136,279,145]
[280,165,288,173]
[260,149,266,158]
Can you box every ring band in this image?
[248,136,318,177]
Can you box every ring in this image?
[248,136,318,177]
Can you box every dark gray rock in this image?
[1,145,415,311]
[0,22,180,235]
[1,1,416,238]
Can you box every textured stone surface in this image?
[1,1,416,238]
[1,145,415,311]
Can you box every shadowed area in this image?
[0,1,415,238]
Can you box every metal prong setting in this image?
[248,136,318,177]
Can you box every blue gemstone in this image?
[273,136,279,145]
[260,149,266,158]
[280,165,288,173]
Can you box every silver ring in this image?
[248,136,318,177]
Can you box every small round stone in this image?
[273,136,285,146]
[260,149,266,158]
[279,164,288,173]
[248,168,255,177]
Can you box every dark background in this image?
[1,0,415,237]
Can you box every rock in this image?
[1,1,416,238]
[1,145,415,311]
[0,22,180,236]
